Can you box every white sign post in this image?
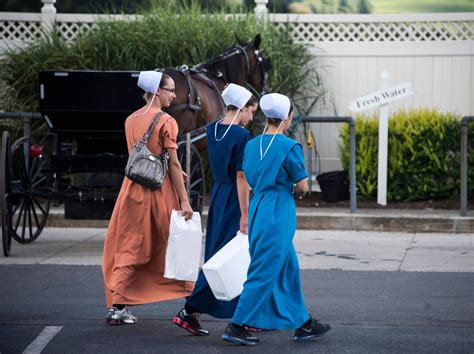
[348,71,415,206]
[377,71,390,205]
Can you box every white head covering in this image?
[137,71,163,94]
[215,84,253,142]
[221,83,252,109]
[259,93,292,160]
[133,71,164,117]
[260,93,291,120]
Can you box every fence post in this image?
[460,116,473,217]
[41,0,57,33]
[301,116,357,214]
[254,0,268,15]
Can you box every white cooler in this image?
[202,231,250,301]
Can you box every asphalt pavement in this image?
[0,227,473,353]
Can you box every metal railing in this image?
[460,116,473,217]
[302,116,357,214]
[0,112,358,213]
[0,112,42,139]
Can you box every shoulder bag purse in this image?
[125,111,169,190]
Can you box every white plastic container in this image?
[202,231,250,301]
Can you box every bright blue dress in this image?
[186,122,252,318]
[232,134,310,330]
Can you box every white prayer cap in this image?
[137,70,163,94]
[221,83,252,109]
[260,93,291,120]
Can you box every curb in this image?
[295,213,474,233]
[45,208,474,233]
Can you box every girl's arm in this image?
[168,148,193,220]
[236,171,250,234]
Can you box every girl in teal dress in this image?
[222,93,331,346]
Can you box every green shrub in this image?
[339,108,474,201]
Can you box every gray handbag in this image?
[125,111,169,190]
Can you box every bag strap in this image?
[135,111,166,151]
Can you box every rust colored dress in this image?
[102,106,194,308]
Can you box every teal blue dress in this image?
[232,134,310,330]
[186,122,251,318]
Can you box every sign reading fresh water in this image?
[349,72,415,206]
[349,82,414,112]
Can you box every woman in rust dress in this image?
[102,71,194,325]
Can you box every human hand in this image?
[182,171,189,183]
[239,213,248,234]
[180,201,193,220]
[293,185,307,199]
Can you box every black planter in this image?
[316,170,349,202]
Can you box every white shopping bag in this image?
[202,231,250,301]
[164,210,203,281]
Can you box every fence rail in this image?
[5,112,474,216]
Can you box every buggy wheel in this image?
[178,141,205,213]
[1,131,13,256]
[10,137,51,244]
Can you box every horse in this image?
[163,34,271,137]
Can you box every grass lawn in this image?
[370,0,474,14]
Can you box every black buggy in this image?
[1,71,206,257]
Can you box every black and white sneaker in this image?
[294,318,331,341]
[172,309,209,336]
[222,323,259,346]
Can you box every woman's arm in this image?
[167,148,193,220]
[236,171,250,234]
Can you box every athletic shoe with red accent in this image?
[222,323,259,346]
[104,307,117,323]
[243,325,263,332]
[172,309,209,336]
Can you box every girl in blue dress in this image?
[173,84,258,335]
[222,93,331,346]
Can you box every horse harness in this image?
[164,43,268,119]
[164,66,225,117]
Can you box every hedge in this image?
[339,108,474,201]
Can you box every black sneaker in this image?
[172,309,209,336]
[222,323,259,346]
[294,318,331,341]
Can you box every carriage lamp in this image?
[29,144,43,158]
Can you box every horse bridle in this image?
[194,43,268,97]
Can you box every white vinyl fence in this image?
[1,4,473,172]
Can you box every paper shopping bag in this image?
[202,231,250,301]
[164,210,203,281]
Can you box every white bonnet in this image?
[260,93,291,120]
[221,83,252,109]
[137,70,163,94]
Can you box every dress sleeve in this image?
[283,144,308,183]
[234,131,252,172]
[161,117,179,150]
